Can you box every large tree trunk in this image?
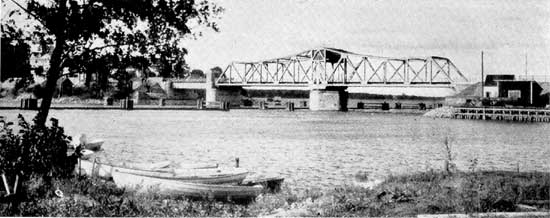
[35,36,65,126]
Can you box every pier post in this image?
[381,102,390,110]
[220,101,230,111]
[259,101,267,110]
[196,99,204,109]
[287,102,295,111]
[104,97,113,106]
[126,98,133,110]
[394,102,402,109]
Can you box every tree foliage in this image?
[3,0,223,125]
[0,21,32,82]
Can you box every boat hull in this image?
[83,140,104,151]
[78,160,247,184]
[111,171,262,200]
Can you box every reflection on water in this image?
[3,109,550,189]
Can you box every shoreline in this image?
[0,102,429,114]
[3,169,548,217]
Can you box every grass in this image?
[1,170,548,217]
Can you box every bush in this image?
[0,114,76,206]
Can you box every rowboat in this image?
[78,160,247,184]
[117,160,172,171]
[78,160,171,179]
[111,170,263,200]
[78,134,104,151]
[139,167,248,184]
[82,139,104,151]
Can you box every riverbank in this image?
[2,170,548,217]
[1,97,429,114]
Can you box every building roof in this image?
[484,74,515,86]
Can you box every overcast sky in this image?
[3,0,549,82]
[183,0,550,82]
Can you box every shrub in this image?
[0,114,76,207]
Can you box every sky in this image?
[182,0,550,82]
[2,0,549,82]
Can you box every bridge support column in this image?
[309,87,348,111]
[206,86,242,107]
[163,81,174,98]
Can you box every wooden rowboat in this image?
[82,139,104,151]
[78,160,247,184]
[116,160,172,171]
[111,170,263,200]
[78,160,172,179]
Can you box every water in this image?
[2,109,550,189]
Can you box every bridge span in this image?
[172,47,469,111]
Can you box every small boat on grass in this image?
[172,162,219,170]
[111,170,263,201]
[117,160,172,171]
[78,160,247,184]
[78,160,172,179]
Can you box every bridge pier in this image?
[309,87,348,111]
[205,69,243,107]
[205,86,242,107]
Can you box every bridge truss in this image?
[216,47,468,87]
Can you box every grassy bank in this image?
[2,170,548,217]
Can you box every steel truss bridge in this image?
[216,47,468,88]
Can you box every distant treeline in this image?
[244,90,443,100]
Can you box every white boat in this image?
[79,134,104,151]
[83,139,104,151]
[77,160,171,179]
[111,170,263,200]
[78,160,247,184]
[117,161,172,171]
[173,162,219,170]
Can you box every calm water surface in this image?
[3,109,549,189]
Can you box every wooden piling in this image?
[259,101,267,110]
[451,107,550,123]
[287,102,295,111]
[196,99,204,109]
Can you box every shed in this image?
[483,74,515,98]
[497,80,545,107]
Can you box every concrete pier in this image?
[309,87,348,111]
[205,86,242,107]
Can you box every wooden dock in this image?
[452,107,550,122]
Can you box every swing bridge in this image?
[171,47,469,110]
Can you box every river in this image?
[2,109,549,189]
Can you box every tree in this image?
[190,69,205,77]
[4,0,223,125]
[1,24,31,82]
